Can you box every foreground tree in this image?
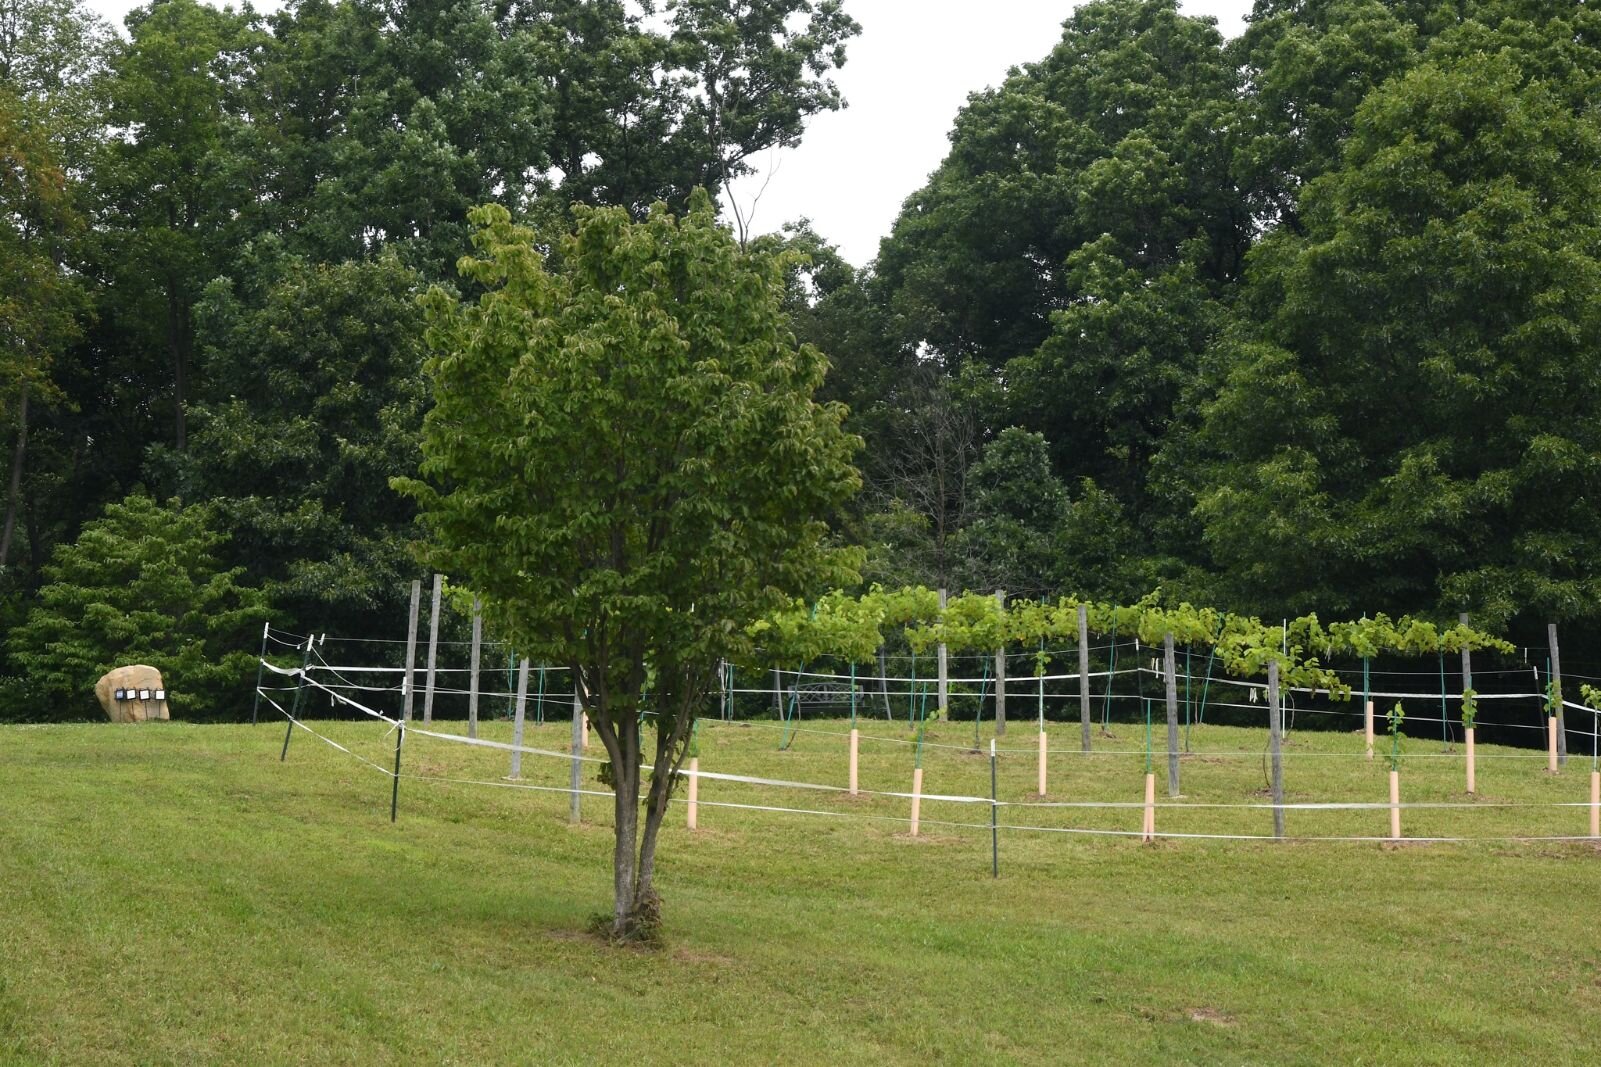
[399,192,861,940]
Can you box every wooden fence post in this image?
[422,573,442,725]
[994,589,1006,741]
[1141,771,1156,843]
[937,588,949,722]
[1164,633,1180,797]
[1550,622,1568,768]
[1078,604,1091,753]
[401,580,421,723]
[570,682,583,824]
[508,658,529,779]
[1389,768,1402,840]
[468,597,482,739]
[1269,660,1284,839]
[909,766,924,837]
[686,757,699,830]
[1460,612,1474,794]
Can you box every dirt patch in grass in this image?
[1188,1007,1237,1026]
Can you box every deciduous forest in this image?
[5,0,1600,716]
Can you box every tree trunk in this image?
[610,756,642,934]
[167,282,189,452]
[0,379,29,571]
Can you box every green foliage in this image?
[748,587,1530,698]
[952,428,1067,599]
[168,248,429,637]
[748,591,882,667]
[1387,702,1405,771]
[1190,49,1601,625]
[1326,614,1515,659]
[8,493,270,720]
[0,82,83,414]
[399,191,861,936]
[1460,688,1478,730]
[403,192,862,681]
[872,0,1242,551]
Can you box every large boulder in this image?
[94,666,169,723]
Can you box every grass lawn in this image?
[4,713,1601,1064]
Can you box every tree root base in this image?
[589,889,664,946]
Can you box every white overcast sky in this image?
[88,0,1253,266]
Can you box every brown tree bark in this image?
[0,379,30,571]
[587,661,706,942]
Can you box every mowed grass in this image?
[4,712,1601,1065]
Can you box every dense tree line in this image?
[2,0,1598,717]
[0,0,861,714]
[814,0,1601,655]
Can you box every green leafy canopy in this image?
[8,493,271,720]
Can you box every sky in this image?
[87,0,1255,266]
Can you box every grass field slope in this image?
[4,717,1601,1065]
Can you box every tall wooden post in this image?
[993,589,1006,744]
[250,621,269,726]
[401,579,421,723]
[1077,604,1091,753]
[1549,622,1568,767]
[1164,633,1180,797]
[1460,612,1474,794]
[467,597,482,739]
[280,634,314,762]
[508,658,529,778]
[570,682,584,824]
[1268,660,1285,838]
[937,588,949,722]
[422,573,442,724]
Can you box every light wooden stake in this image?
[686,757,699,831]
[909,767,924,837]
[1389,770,1401,840]
[1142,772,1156,843]
[1590,771,1599,840]
[1037,729,1048,797]
[848,728,859,795]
